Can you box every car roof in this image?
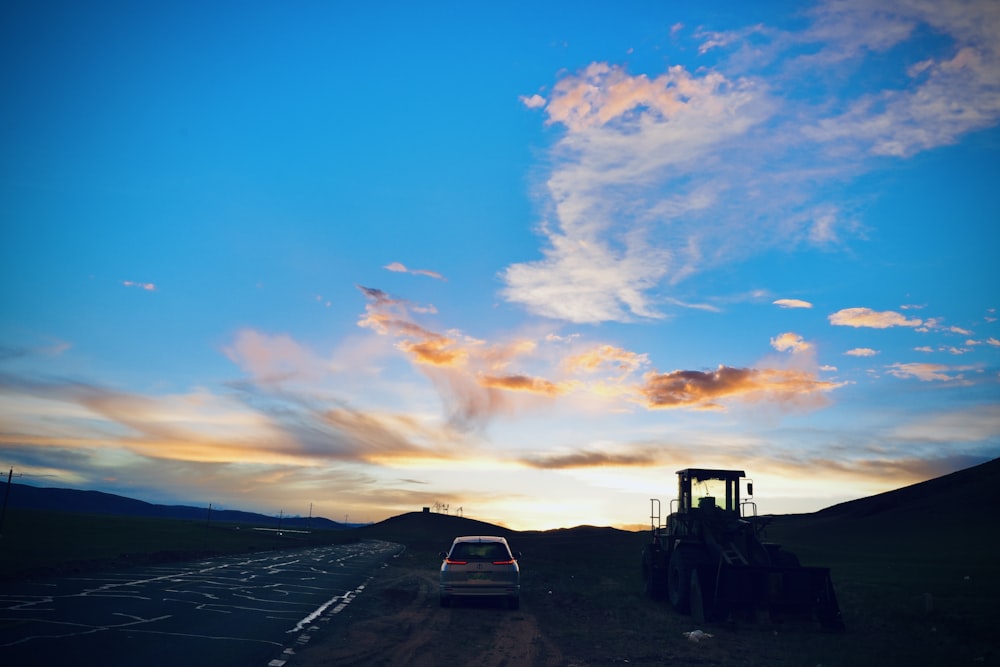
[450,535,508,544]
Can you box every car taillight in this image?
[492,559,515,565]
[445,558,467,565]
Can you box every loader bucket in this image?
[712,564,845,631]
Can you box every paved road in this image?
[0,540,401,667]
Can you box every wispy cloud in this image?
[798,1,1000,157]
[224,330,326,386]
[563,344,649,378]
[506,1,1000,325]
[886,362,977,382]
[504,61,772,324]
[829,307,922,329]
[845,347,878,357]
[122,280,156,291]
[384,262,446,281]
[520,447,656,469]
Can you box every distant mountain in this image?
[1,482,347,530]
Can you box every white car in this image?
[439,536,520,609]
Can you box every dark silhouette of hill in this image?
[2,482,346,530]
[814,456,999,522]
[6,457,997,542]
[765,457,1000,558]
[356,510,513,550]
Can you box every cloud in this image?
[770,332,813,354]
[355,286,854,423]
[519,93,546,109]
[793,0,1000,157]
[638,365,840,410]
[479,374,566,397]
[829,307,923,328]
[886,362,976,382]
[224,329,325,385]
[563,344,649,377]
[123,280,156,291]
[384,262,446,281]
[891,405,1000,444]
[520,447,656,469]
[503,60,773,324]
[0,362,470,477]
[845,348,878,357]
[773,298,813,309]
[356,286,552,428]
[506,2,1000,326]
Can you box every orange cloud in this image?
[544,62,737,132]
[0,369,464,470]
[845,347,878,357]
[563,344,649,376]
[357,286,556,428]
[479,374,565,397]
[398,337,466,367]
[829,307,922,328]
[639,365,839,410]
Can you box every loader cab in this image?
[677,468,746,515]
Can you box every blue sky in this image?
[2,0,998,530]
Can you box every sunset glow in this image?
[1,1,998,530]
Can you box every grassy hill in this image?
[2,482,346,530]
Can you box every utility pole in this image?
[206,503,212,528]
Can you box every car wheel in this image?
[439,595,451,608]
[507,596,520,610]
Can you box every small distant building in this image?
[423,506,430,513]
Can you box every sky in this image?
[1,0,998,531]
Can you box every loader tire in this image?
[642,544,667,599]
[667,545,702,613]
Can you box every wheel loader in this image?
[642,468,844,630]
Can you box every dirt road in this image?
[292,560,565,667]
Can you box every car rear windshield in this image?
[450,542,511,561]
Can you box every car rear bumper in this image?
[440,584,520,598]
